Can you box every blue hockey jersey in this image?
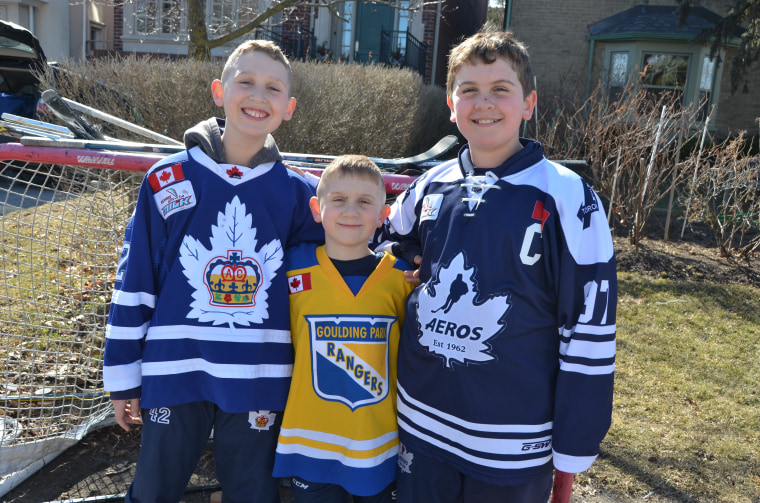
[382,140,617,485]
[103,145,324,413]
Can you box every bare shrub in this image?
[540,83,704,248]
[680,133,760,258]
[39,57,455,159]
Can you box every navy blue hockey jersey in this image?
[103,146,323,413]
[382,140,616,484]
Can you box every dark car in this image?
[0,19,50,119]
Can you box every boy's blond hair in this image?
[446,30,535,98]
[316,155,385,200]
[221,40,293,90]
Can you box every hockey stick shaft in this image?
[550,470,574,503]
[280,134,458,168]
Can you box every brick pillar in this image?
[113,1,123,53]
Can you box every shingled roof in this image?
[588,4,744,40]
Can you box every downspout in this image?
[431,0,442,86]
[504,0,512,29]
[585,38,595,100]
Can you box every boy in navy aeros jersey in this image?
[103,40,323,503]
[381,29,617,503]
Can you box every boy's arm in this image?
[551,179,617,474]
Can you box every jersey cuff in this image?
[552,450,597,473]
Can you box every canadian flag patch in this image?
[288,273,312,294]
[148,163,184,192]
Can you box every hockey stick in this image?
[550,470,574,503]
[56,93,183,146]
[19,136,186,154]
[1,120,66,140]
[280,134,458,169]
[41,89,106,141]
[2,113,75,137]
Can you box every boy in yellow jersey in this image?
[273,155,415,502]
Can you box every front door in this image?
[354,2,394,63]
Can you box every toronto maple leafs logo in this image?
[179,196,283,327]
[417,251,510,368]
[577,180,599,229]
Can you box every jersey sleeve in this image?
[551,178,617,473]
[285,170,324,248]
[102,172,166,396]
[377,174,427,262]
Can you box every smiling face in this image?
[211,50,296,164]
[447,57,536,169]
[310,173,389,261]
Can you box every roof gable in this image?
[588,4,744,41]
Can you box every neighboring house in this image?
[0,1,115,62]
[506,0,759,137]
[114,0,487,85]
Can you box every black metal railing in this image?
[379,29,428,78]
[249,24,316,61]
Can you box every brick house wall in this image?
[508,0,758,136]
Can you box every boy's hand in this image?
[112,398,142,432]
[404,255,422,285]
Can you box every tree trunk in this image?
[187,0,211,60]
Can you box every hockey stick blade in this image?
[60,96,183,146]
[41,89,105,141]
[281,135,458,170]
[1,113,75,138]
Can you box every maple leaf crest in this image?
[227,166,243,179]
[178,196,283,327]
[416,251,510,368]
[159,170,172,183]
[290,277,301,289]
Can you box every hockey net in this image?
[0,143,154,497]
[0,142,416,497]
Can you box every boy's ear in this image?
[447,96,456,123]
[522,90,538,121]
[283,97,297,121]
[211,79,224,107]
[377,204,391,228]
[308,196,322,223]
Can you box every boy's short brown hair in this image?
[446,30,535,98]
[221,40,293,90]
[316,155,385,200]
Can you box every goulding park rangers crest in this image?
[306,315,397,410]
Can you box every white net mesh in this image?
[0,146,145,496]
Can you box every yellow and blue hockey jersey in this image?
[273,243,414,496]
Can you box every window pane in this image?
[641,53,688,88]
[610,52,629,87]
[700,56,715,91]
[340,2,353,61]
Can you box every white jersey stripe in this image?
[141,359,292,379]
[111,289,156,308]
[279,428,398,452]
[275,442,398,469]
[399,384,552,433]
[398,417,553,470]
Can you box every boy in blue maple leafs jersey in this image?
[103,40,323,503]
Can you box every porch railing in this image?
[249,24,317,61]
[380,29,428,79]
